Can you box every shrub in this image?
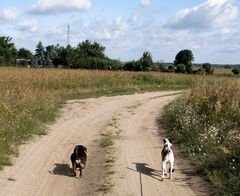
[232,67,240,75]
[176,64,186,73]
[202,63,214,75]
[168,65,175,73]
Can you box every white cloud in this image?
[166,0,238,30]
[0,8,20,22]
[140,0,151,7]
[18,19,38,32]
[88,17,128,41]
[31,0,91,14]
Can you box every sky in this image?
[0,0,240,64]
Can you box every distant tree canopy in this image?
[18,48,33,60]
[124,51,154,71]
[0,35,226,76]
[174,49,194,73]
[76,40,106,59]
[32,40,123,70]
[0,36,17,66]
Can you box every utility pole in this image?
[67,25,70,46]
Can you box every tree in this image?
[232,67,240,75]
[202,63,214,75]
[0,36,17,66]
[35,41,45,67]
[174,49,194,73]
[59,45,77,68]
[139,51,153,71]
[76,40,106,59]
[18,48,33,59]
[44,45,60,67]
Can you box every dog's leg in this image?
[79,167,82,178]
[72,162,76,176]
[169,161,174,179]
[162,161,166,180]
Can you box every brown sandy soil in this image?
[0,91,210,196]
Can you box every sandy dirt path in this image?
[0,91,210,196]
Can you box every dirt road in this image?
[0,91,210,196]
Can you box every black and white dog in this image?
[161,138,174,180]
[70,145,87,178]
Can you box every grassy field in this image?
[162,79,240,195]
[0,67,202,169]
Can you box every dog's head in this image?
[74,145,87,156]
[163,138,172,149]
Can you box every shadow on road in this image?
[49,163,73,177]
[127,162,162,196]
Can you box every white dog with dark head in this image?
[161,138,174,180]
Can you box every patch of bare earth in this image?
[0,91,211,196]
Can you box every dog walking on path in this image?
[161,138,174,180]
[70,145,87,178]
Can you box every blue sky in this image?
[0,0,240,64]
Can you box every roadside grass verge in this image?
[100,133,114,148]
[161,80,240,195]
[98,118,118,194]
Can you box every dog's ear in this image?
[84,146,87,152]
[168,139,173,145]
[74,145,79,154]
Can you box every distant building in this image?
[16,58,32,67]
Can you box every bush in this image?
[232,67,240,75]
[124,61,137,71]
[176,64,186,73]
[168,65,175,73]
[202,63,214,75]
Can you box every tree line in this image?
[1,36,239,75]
